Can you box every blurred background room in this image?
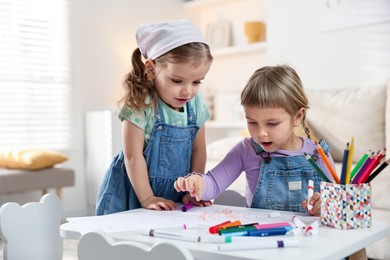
[0,0,389,230]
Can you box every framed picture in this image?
[206,21,231,49]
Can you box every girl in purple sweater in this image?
[174,65,335,216]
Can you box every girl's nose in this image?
[182,84,191,96]
[258,127,268,137]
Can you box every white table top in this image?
[61,205,390,260]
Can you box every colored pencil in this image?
[304,153,331,182]
[340,142,349,184]
[351,152,374,184]
[349,150,369,182]
[315,141,340,183]
[366,158,390,183]
[361,149,386,183]
[345,137,354,184]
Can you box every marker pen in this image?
[292,215,306,230]
[305,220,320,236]
[247,226,292,237]
[218,220,242,230]
[140,229,201,243]
[209,220,232,234]
[181,202,194,212]
[218,239,300,251]
[206,235,287,243]
[306,226,319,236]
[307,180,314,211]
[254,222,291,230]
[219,223,258,234]
[219,226,256,235]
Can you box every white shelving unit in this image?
[212,41,266,57]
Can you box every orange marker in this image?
[209,221,232,234]
[315,141,340,184]
[219,220,242,230]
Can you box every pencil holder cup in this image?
[320,182,372,229]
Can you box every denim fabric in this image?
[96,102,198,215]
[250,139,323,212]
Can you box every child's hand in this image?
[174,174,204,201]
[141,196,177,211]
[182,193,213,207]
[302,191,321,216]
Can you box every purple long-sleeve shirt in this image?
[202,137,335,206]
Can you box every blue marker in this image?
[247,226,292,237]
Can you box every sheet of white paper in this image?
[67,205,319,234]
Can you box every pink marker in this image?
[254,222,291,230]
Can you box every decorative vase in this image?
[244,21,265,43]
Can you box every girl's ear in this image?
[294,107,306,127]
[144,59,156,80]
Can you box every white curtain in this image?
[0,0,72,150]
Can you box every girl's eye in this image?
[172,79,182,84]
[247,121,257,125]
[268,122,279,126]
[193,81,202,85]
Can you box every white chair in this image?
[78,230,194,260]
[0,193,63,260]
[214,189,246,207]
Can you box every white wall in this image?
[41,0,389,217]
[267,0,390,89]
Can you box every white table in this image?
[61,205,389,260]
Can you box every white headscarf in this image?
[136,19,208,60]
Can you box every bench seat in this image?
[0,167,75,200]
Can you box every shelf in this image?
[183,0,248,10]
[206,120,246,129]
[211,42,266,57]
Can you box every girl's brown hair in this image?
[119,42,213,111]
[241,65,312,138]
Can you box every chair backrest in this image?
[0,193,63,260]
[78,230,194,260]
[213,189,246,207]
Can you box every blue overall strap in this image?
[318,139,332,156]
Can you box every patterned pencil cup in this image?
[320,182,372,229]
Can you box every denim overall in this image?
[96,102,199,215]
[250,139,329,212]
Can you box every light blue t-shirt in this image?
[118,92,209,146]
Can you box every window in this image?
[0,0,72,150]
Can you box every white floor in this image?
[0,238,78,260]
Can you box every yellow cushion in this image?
[0,149,68,170]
